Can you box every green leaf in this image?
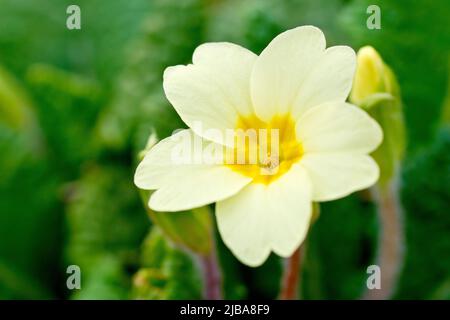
[397,129,450,299]
[132,227,202,299]
[25,63,103,171]
[71,255,129,300]
[65,165,149,294]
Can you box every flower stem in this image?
[363,178,404,299]
[279,244,304,300]
[200,243,222,300]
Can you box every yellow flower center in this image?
[226,114,303,184]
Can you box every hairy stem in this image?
[364,178,404,299]
[200,242,222,300]
[279,244,304,300]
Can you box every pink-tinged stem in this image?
[279,245,304,300]
[200,244,222,300]
[363,179,404,300]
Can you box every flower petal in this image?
[291,45,356,119]
[163,42,257,146]
[134,130,252,211]
[250,26,326,121]
[296,102,383,154]
[216,165,312,267]
[301,153,379,201]
[149,165,251,212]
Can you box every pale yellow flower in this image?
[135,26,382,267]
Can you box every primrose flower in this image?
[135,26,382,267]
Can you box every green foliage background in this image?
[0,0,448,299]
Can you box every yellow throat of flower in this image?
[226,113,303,185]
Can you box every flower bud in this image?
[350,46,406,188]
[350,46,386,105]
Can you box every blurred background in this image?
[0,0,449,299]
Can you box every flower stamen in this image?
[226,114,303,184]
